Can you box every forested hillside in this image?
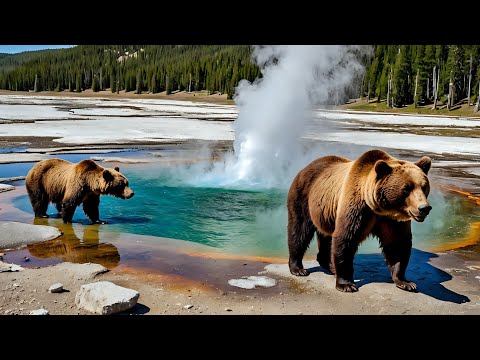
[0,45,260,99]
[362,45,480,109]
[1,45,479,110]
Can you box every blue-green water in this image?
[9,160,480,257]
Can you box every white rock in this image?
[0,261,24,272]
[0,184,15,193]
[48,283,64,293]
[53,262,108,280]
[228,276,277,290]
[30,309,49,315]
[228,279,256,289]
[0,176,26,182]
[0,221,62,249]
[184,304,193,309]
[75,281,139,315]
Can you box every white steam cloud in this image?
[181,45,370,190]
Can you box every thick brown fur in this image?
[25,159,134,224]
[287,149,432,293]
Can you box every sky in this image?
[0,45,75,54]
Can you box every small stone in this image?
[48,283,64,293]
[13,283,19,287]
[184,304,193,310]
[24,257,30,262]
[225,307,232,312]
[30,309,49,315]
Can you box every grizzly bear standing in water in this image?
[287,149,432,293]
[26,159,134,224]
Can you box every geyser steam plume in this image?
[185,45,370,190]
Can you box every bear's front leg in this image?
[83,194,108,225]
[331,233,358,292]
[331,205,373,293]
[61,200,77,224]
[374,219,416,292]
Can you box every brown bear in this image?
[287,149,432,293]
[25,158,134,224]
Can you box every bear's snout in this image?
[409,203,431,222]
[123,187,134,199]
[418,204,432,216]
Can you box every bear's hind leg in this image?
[288,216,315,276]
[55,202,62,214]
[316,231,333,274]
[61,194,82,224]
[374,219,417,292]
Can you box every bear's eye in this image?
[421,184,427,192]
[402,184,413,194]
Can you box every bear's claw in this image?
[395,280,417,292]
[336,279,358,292]
[290,268,309,276]
[92,220,108,225]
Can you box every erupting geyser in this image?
[184,45,370,190]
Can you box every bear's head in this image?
[102,166,135,200]
[373,156,432,222]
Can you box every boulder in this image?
[0,261,24,272]
[0,221,62,249]
[0,184,15,193]
[75,281,139,315]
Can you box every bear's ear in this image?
[374,160,392,178]
[114,166,120,172]
[103,169,114,182]
[415,156,431,175]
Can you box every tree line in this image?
[0,45,261,99]
[2,45,479,110]
[361,45,480,110]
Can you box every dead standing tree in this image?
[414,69,419,108]
[467,54,473,106]
[432,66,440,110]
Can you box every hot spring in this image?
[7,152,480,260]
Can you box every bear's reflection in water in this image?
[28,218,120,269]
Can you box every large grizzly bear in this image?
[26,159,134,224]
[287,149,432,293]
